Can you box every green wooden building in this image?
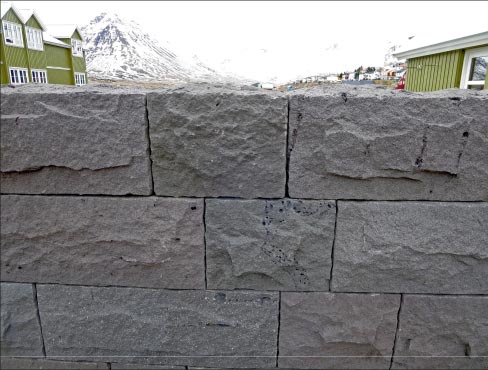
[1,2,87,85]
[394,31,488,91]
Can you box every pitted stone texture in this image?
[0,358,108,369]
[1,196,204,289]
[147,87,287,198]
[287,86,488,200]
[392,295,488,369]
[111,363,184,369]
[206,199,336,291]
[0,283,44,357]
[279,292,400,369]
[0,89,151,195]
[37,285,278,368]
[332,202,488,294]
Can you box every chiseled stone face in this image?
[1,195,205,289]
[37,285,279,368]
[206,199,336,291]
[279,292,400,369]
[0,358,109,369]
[332,201,488,294]
[147,86,288,198]
[0,283,44,357]
[0,88,152,195]
[288,87,488,200]
[392,295,488,369]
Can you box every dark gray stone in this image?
[1,196,204,289]
[0,358,108,369]
[287,86,488,200]
[37,285,279,368]
[0,283,44,357]
[0,89,152,195]
[279,292,400,369]
[332,202,488,294]
[147,86,287,198]
[206,199,336,291]
[111,363,183,369]
[392,295,488,369]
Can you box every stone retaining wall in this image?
[1,85,487,370]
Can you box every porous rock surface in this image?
[332,201,488,294]
[0,85,152,195]
[206,199,336,290]
[392,295,488,369]
[0,358,109,369]
[147,86,288,198]
[287,86,488,200]
[0,283,44,357]
[279,292,400,369]
[37,285,279,368]
[1,195,204,289]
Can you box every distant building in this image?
[1,2,87,85]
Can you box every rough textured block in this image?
[0,358,108,369]
[288,86,488,200]
[332,202,488,294]
[1,195,204,289]
[392,295,488,369]
[279,292,400,369]
[37,285,279,368]
[0,86,152,195]
[111,363,183,369]
[206,199,336,291]
[0,283,44,357]
[147,86,287,198]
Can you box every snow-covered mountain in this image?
[80,13,225,82]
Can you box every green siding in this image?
[2,8,21,23]
[72,30,82,41]
[27,49,47,69]
[73,55,86,72]
[47,68,73,85]
[25,16,42,30]
[45,44,71,68]
[2,10,29,70]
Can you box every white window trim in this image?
[71,39,83,57]
[2,20,24,48]
[46,66,71,71]
[9,67,29,84]
[25,26,43,51]
[74,72,86,86]
[31,69,48,84]
[460,46,488,89]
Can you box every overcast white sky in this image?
[10,1,488,82]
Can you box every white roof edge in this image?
[20,9,48,31]
[393,31,488,59]
[42,32,71,48]
[46,24,85,42]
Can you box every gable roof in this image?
[46,24,85,41]
[42,32,71,48]
[17,8,47,31]
[1,1,22,21]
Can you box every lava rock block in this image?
[0,283,44,357]
[0,358,108,369]
[392,295,488,369]
[37,285,279,368]
[206,199,336,291]
[279,292,400,369]
[287,87,488,200]
[0,88,152,195]
[1,195,204,289]
[332,201,488,294]
[147,86,288,198]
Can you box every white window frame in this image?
[460,46,488,89]
[25,26,43,51]
[9,67,29,84]
[31,69,48,84]
[2,20,24,47]
[71,39,83,57]
[74,72,86,86]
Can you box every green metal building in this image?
[394,31,488,91]
[1,2,87,85]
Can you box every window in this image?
[71,39,83,57]
[26,27,43,50]
[75,72,86,86]
[460,46,488,90]
[9,68,29,84]
[31,70,48,83]
[2,21,24,47]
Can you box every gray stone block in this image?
[392,295,488,369]
[147,86,287,198]
[0,358,108,369]
[279,292,400,369]
[287,87,488,200]
[111,363,184,369]
[0,89,152,195]
[0,283,44,357]
[37,285,279,368]
[332,201,488,294]
[1,196,204,289]
[206,199,336,291]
